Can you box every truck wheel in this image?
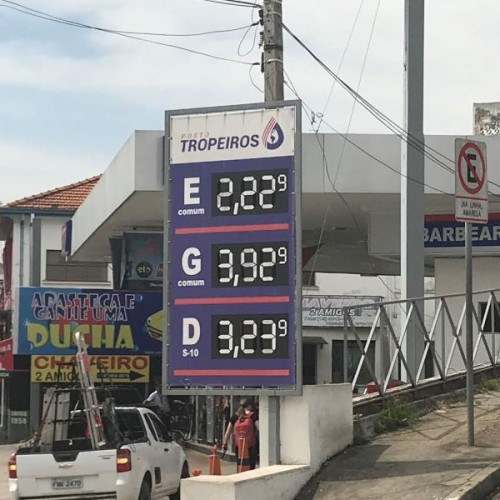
[170,462,189,500]
[138,478,151,500]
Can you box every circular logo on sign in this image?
[457,142,486,195]
[262,118,284,150]
[136,261,153,278]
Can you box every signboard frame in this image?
[163,100,302,396]
[455,139,488,224]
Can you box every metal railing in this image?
[343,288,500,398]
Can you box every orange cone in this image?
[237,436,251,473]
[208,445,221,475]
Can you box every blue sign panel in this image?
[17,287,163,355]
[165,102,301,393]
[425,215,500,248]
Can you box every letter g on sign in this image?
[182,247,201,276]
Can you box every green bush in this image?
[376,398,416,433]
[480,377,500,392]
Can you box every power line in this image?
[318,0,365,131]
[283,21,500,199]
[201,0,260,8]
[331,0,381,189]
[282,23,458,173]
[237,0,259,56]
[0,0,257,66]
[285,78,421,299]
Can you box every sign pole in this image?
[465,221,474,446]
[455,137,488,447]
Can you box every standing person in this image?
[222,399,259,470]
[145,384,171,433]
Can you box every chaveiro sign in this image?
[165,101,302,394]
[455,139,488,224]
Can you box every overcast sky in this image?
[0,0,498,204]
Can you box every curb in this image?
[445,462,500,500]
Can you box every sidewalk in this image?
[295,390,500,500]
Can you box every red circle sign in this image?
[457,142,486,195]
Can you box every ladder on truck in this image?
[37,387,71,452]
[73,331,107,449]
[33,331,108,451]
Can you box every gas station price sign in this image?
[164,102,302,394]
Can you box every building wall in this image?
[434,257,500,373]
[10,214,112,353]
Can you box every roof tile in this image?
[5,175,101,210]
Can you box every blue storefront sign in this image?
[425,214,500,249]
[17,287,163,355]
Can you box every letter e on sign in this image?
[184,177,200,205]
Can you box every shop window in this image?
[46,250,108,282]
[479,301,500,333]
[332,340,375,388]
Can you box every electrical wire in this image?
[287,81,418,300]
[289,1,374,285]
[283,21,500,199]
[332,0,380,189]
[318,0,365,132]
[237,0,259,56]
[282,23,457,171]
[0,0,258,65]
[201,0,260,8]
[249,64,264,93]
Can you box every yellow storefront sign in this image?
[31,355,149,384]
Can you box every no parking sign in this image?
[455,139,488,224]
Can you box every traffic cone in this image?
[237,436,251,473]
[208,445,221,475]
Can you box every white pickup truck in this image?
[9,406,189,500]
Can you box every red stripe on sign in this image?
[263,118,276,143]
[175,223,289,234]
[174,296,290,305]
[173,369,290,376]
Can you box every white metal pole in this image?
[465,222,474,446]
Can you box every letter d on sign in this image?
[183,318,200,345]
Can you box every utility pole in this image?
[263,0,284,101]
[261,0,284,467]
[401,0,425,382]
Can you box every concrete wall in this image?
[280,384,353,469]
[182,384,353,500]
[434,257,500,373]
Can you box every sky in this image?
[0,0,499,204]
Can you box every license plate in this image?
[52,477,83,490]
